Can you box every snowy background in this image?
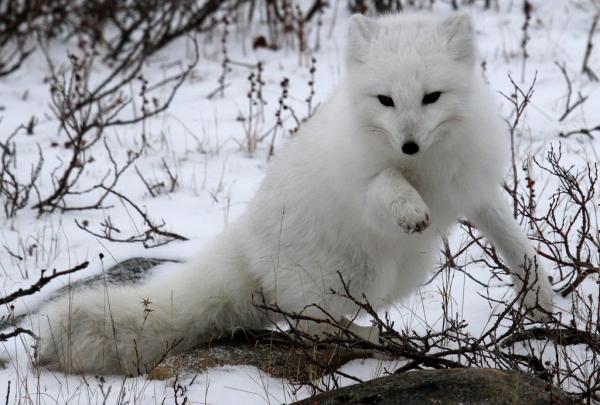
[1,0,599,403]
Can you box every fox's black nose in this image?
[402,141,419,155]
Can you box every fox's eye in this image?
[377,95,394,107]
[422,91,441,105]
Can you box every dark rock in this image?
[292,368,576,405]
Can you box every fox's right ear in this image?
[347,14,376,64]
[442,12,475,64]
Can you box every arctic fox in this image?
[37,12,553,374]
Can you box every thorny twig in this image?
[582,14,599,82]
[500,73,537,219]
[0,124,43,218]
[75,186,188,248]
[0,261,89,342]
[0,261,89,306]
[32,36,199,214]
[555,62,588,122]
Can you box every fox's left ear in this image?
[442,12,475,64]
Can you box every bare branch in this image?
[582,14,599,82]
[0,261,89,306]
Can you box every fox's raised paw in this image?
[390,198,431,234]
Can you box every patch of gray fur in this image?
[0,257,179,331]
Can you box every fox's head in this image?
[346,12,477,157]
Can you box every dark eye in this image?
[377,95,394,107]
[422,91,441,105]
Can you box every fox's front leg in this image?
[468,194,554,319]
[366,168,430,234]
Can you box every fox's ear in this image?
[347,14,377,64]
[442,12,475,64]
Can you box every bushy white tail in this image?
[37,234,266,374]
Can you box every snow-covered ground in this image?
[1,1,599,403]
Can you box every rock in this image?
[148,329,377,382]
[292,368,576,405]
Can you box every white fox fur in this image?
[37,12,554,374]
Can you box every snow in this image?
[1,1,599,403]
